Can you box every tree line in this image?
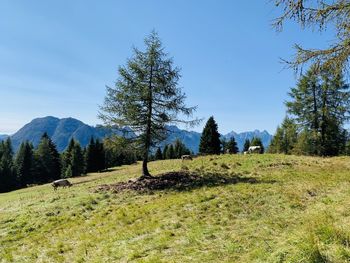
[268,67,350,156]
[0,133,137,193]
[152,139,192,161]
[198,116,264,155]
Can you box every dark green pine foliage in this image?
[250,137,265,154]
[286,67,350,156]
[199,116,221,155]
[173,139,191,158]
[61,139,85,178]
[226,137,239,154]
[0,138,17,192]
[85,137,105,173]
[15,141,35,187]
[162,145,168,160]
[155,147,163,160]
[95,139,106,172]
[34,133,61,183]
[99,31,197,178]
[72,142,85,176]
[166,144,175,159]
[243,139,250,152]
[103,136,137,168]
[85,137,96,173]
[268,117,298,154]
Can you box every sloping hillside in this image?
[1,154,350,262]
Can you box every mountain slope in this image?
[10,116,134,152]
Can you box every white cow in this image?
[248,146,261,154]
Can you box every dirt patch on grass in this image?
[94,171,266,194]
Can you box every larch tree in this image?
[99,31,197,178]
[273,0,350,73]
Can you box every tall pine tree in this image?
[15,141,34,187]
[0,138,17,192]
[199,116,221,155]
[226,137,239,154]
[34,133,61,183]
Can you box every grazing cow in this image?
[181,155,193,161]
[52,179,72,190]
[248,146,261,154]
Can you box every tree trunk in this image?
[141,64,154,179]
[142,157,151,178]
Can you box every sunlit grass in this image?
[1,154,350,262]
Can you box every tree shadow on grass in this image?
[95,171,276,194]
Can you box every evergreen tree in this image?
[34,133,61,183]
[250,137,264,154]
[286,67,350,156]
[62,139,85,178]
[0,138,17,192]
[199,116,221,155]
[243,139,250,152]
[104,136,137,168]
[64,165,73,178]
[166,144,175,159]
[268,117,298,154]
[85,137,105,173]
[163,145,168,159]
[226,137,239,154]
[292,129,314,156]
[173,139,190,158]
[221,138,227,154]
[95,139,105,172]
[99,31,197,178]
[155,147,163,160]
[85,137,97,173]
[15,141,34,187]
[72,142,85,176]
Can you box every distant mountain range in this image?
[0,134,9,141]
[1,116,273,153]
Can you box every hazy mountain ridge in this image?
[2,117,273,153]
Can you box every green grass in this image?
[1,154,350,262]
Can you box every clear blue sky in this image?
[0,0,334,135]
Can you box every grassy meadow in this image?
[1,154,350,262]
